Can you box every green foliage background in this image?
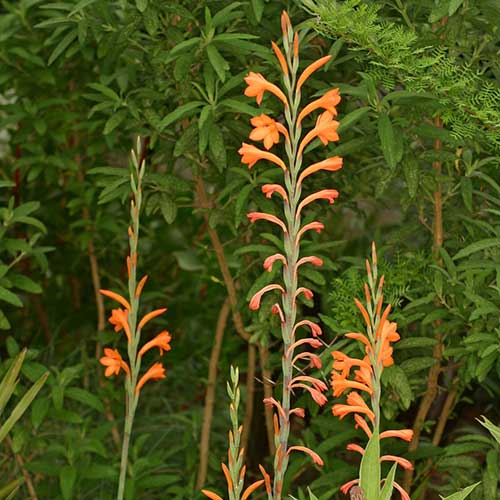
[0,0,499,498]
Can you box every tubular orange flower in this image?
[241,480,265,500]
[393,482,411,500]
[296,221,324,244]
[280,10,291,38]
[354,298,371,329]
[332,391,375,422]
[296,189,339,217]
[290,407,305,418]
[292,320,322,337]
[138,331,172,357]
[331,371,373,397]
[259,464,271,494]
[100,289,131,311]
[345,331,370,348]
[297,156,343,187]
[380,429,413,441]
[221,463,233,491]
[249,114,289,150]
[247,212,288,233]
[346,443,365,455]
[354,414,373,438]
[138,308,167,330]
[287,446,324,466]
[135,275,148,298]
[291,383,328,406]
[201,491,223,500]
[239,143,287,171]
[332,351,371,377]
[100,348,130,377]
[108,308,132,343]
[296,256,323,270]
[271,303,285,322]
[381,455,413,470]
[340,479,359,495]
[135,362,166,394]
[296,55,332,94]
[286,337,322,358]
[298,111,339,157]
[295,286,314,301]
[297,88,341,126]
[244,72,288,106]
[262,183,288,201]
[263,253,287,272]
[271,41,288,75]
[249,284,285,310]
[263,397,286,418]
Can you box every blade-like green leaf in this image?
[159,102,203,131]
[0,349,27,416]
[439,482,480,500]
[379,463,397,500]
[453,238,500,260]
[359,429,380,500]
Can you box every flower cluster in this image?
[331,243,413,499]
[238,11,342,499]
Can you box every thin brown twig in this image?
[196,298,231,490]
[6,435,38,500]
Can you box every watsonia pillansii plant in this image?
[331,243,413,499]
[239,11,342,499]
[99,139,171,500]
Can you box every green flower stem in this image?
[117,141,145,500]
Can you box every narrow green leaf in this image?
[234,184,253,228]
[0,287,22,307]
[359,429,380,500]
[378,113,402,170]
[208,125,226,171]
[69,0,98,16]
[48,29,77,65]
[166,37,201,61]
[206,44,229,82]
[477,416,500,444]
[0,349,26,415]
[87,83,121,102]
[159,195,177,224]
[136,0,148,12]
[448,0,464,16]
[0,479,23,500]
[453,238,500,260]
[379,463,397,500]
[103,109,127,135]
[65,387,104,413]
[439,482,480,500]
[0,372,49,444]
[337,106,370,133]
[159,101,203,131]
[59,466,76,500]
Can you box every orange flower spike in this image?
[135,362,166,394]
[298,111,339,157]
[221,463,233,491]
[138,308,167,330]
[272,41,288,75]
[297,156,343,187]
[241,480,265,500]
[297,88,341,126]
[138,331,172,358]
[296,55,332,94]
[100,348,130,377]
[135,275,148,298]
[100,289,131,311]
[238,143,287,171]
[244,72,288,106]
[201,491,223,500]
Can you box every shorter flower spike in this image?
[247,212,288,233]
[296,55,332,94]
[287,446,324,466]
[100,289,131,311]
[244,72,288,106]
[100,348,130,377]
[138,308,167,330]
[249,284,285,310]
[298,156,343,187]
[262,184,288,202]
[239,143,287,171]
[135,362,166,394]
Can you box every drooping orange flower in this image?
[108,308,132,343]
[100,348,130,377]
[239,143,287,171]
[244,72,288,106]
[249,283,285,310]
[263,253,287,272]
[380,429,414,441]
[296,189,339,217]
[138,331,172,358]
[331,371,373,397]
[287,445,324,466]
[332,391,375,422]
[138,308,167,330]
[100,289,131,310]
[249,114,289,150]
[261,183,288,201]
[135,362,166,394]
[247,212,288,233]
[297,88,341,126]
[298,111,340,157]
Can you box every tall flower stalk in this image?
[239,12,342,499]
[331,243,413,499]
[99,138,171,500]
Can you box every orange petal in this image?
[138,308,167,330]
[100,289,131,311]
[296,55,332,93]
